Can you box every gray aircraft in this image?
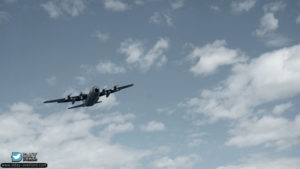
[44,84,133,109]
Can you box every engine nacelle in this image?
[79,92,83,100]
[66,94,71,100]
[106,91,111,97]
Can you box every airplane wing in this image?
[44,93,88,104]
[99,83,134,97]
[43,98,67,103]
[68,103,86,109]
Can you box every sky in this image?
[1,0,300,169]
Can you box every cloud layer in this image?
[140,121,166,132]
[187,40,246,76]
[0,102,149,169]
[103,0,129,12]
[254,1,289,47]
[186,43,300,121]
[184,43,300,149]
[217,155,300,169]
[231,0,257,13]
[41,0,87,18]
[119,38,169,71]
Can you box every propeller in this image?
[106,90,111,97]
[113,85,120,91]
[79,92,84,100]
[66,93,72,100]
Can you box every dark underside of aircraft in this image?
[44,84,133,109]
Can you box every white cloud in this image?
[100,122,134,139]
[75,76,87,85]
[103,0,161,11]
[169,0,185,10]
[0,103,150,169]
[93,31,110,42]
[41,0,87,18]
[120,39,144,63]
[226,115,300,149]
[210,5,220,11]
[80,64,95,75]
[149,0,184,27]
[41,1,62,18]
[157,55,167,67]
[254,1,288,47]
[231,0,257,13]
[140,121,166,132]
[0,11,9,24]
[157,107,176,115]
[96,61,126,74]
[255,13,278,37]
[155,146,171,154]
[62,87,82,97]
[184,43,300,121]
[103,0,129,12]
[134,0,145,5]
[187,40,247,76]
[79,61,125,78]
[149,10,174,27]
[272,102,293,115]
[10,102,33,113]
[145,38,169,68]
[119,38,169,71]
[263,1,286,13]
[59,0,86,16]
[96,111,135,125]
[187,132,205,147]
[46,76,57,86]
[296,15,300,24]
[188,138,203,147]
[91,94,119,110]
[216,155,300,169]
[262,33,290,47]
[134,0,163,6]
[152,154,200,169]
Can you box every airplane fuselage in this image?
[84,86,100,106]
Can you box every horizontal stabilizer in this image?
[118,83,134,90]
[44,98,65,103]
[68,103,85,109]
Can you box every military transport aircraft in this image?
[44,84,133,109]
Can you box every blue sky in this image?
[1,0,300,169]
